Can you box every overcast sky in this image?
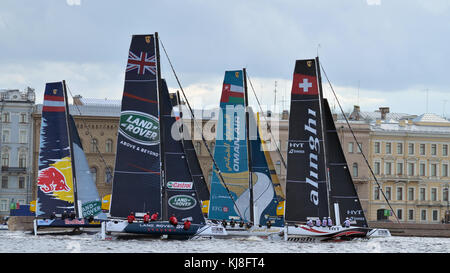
[1,0,450,116]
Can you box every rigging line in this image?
[246,72,287,169]
[319,62,401,226]
[65,84,113,181]
[159,37,245,222]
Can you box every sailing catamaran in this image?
[101,33,226,239]
[283,57,390,242]
[34,81,106,235]
[207,69,285,238]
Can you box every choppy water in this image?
[0,230,448,253]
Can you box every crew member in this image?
[127,212,136,223]
[343,217,351,228]
[322,217,327,227]
[169,214,178,226]
[61,210,68,220]
[327,217,333,227]
[315,218,321,227]
[183,219,191,230]
[143,212,150,223]
[151,212,159,221]
[306,219,313,227]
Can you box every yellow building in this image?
[369,113,450,223]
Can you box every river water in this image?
[0,230,448,253]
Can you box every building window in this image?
[1,112,10,123]
[105,167,113,184]
[421,210,427,221]
[19,130,27,144]
[18,152,27,168]
[420,144,426,155]
[1,152,9,167]
[386,142,392,154]
[2,130,10,143]
[397,187,403,201]
[90,138,98,153]
[408,209,414,221]
[195,142,202,155]
[408,187,415,201]
[408,143,414,155]
[374,162,380,175]
[385,187,392,200]
[397,143,403,155]
[431,144,437,156]
[443,144,448,157]
[0,199,8,212]
[419,188,426,201]
[431,164,437,177]
[374,142,380,154]
[105,139,113,153]
[374,186,380,200]
[385,162,392,175]
[444,187,449,202]
[352,163,358,177]
[275,161,281,175]
[419,163,426,176]
[1,176,8,189]
[431,188,437,201]
[348,142,354,153]
[408,163,415,176]
[18,177,25,189]
[443,164,449,177]
[397,209,403,220]
[432,210,439,222]
[90,167,97,184]
[357,143,362,153]
[20,113,27,123]
[397,162,403,175]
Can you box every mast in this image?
[62,80,79,217]
[154,32,167,221]
[243,68,254,223]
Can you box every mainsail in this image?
[36,81,104,219]
[208,70,248,221]
[36,82,75,217]
[110,34,161,218]
[110,33,205,224]
[285,58,329,223]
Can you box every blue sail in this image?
[208,70,249,221]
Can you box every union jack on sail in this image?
[127,51,156,75]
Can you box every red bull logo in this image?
[38,166,70,193]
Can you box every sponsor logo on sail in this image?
[119,111,159,146]
[167,181,193,190]
[37,166,70,194]
[305,108,320,206]
[168,195,197,210]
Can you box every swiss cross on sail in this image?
[127,51,156,75]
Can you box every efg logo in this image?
[119,111,159,145]
[168,195,197,210]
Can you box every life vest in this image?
[151,213,158,221]
[183,220,191,230]
[127,214,135,224]
[169,216,178,226]
[143,214,150,223]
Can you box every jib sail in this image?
[323,99,368,227]
[110,34,161,218]
[285,58,329,223]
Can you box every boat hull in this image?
[284,225,391,242]
[222,225,284,240]
[34,218,102,235]
[102,219,228,240]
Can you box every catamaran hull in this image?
[33,219,102,235]
[284,225,391,242]
[219,226,284,240]
[102,220,228,240]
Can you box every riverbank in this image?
[369,221,450,237]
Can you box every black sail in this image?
[323,99,368,227]
[169,93,210,202]
[160,81,205,224]
[110,34,161,217]
[285,59,329,223]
